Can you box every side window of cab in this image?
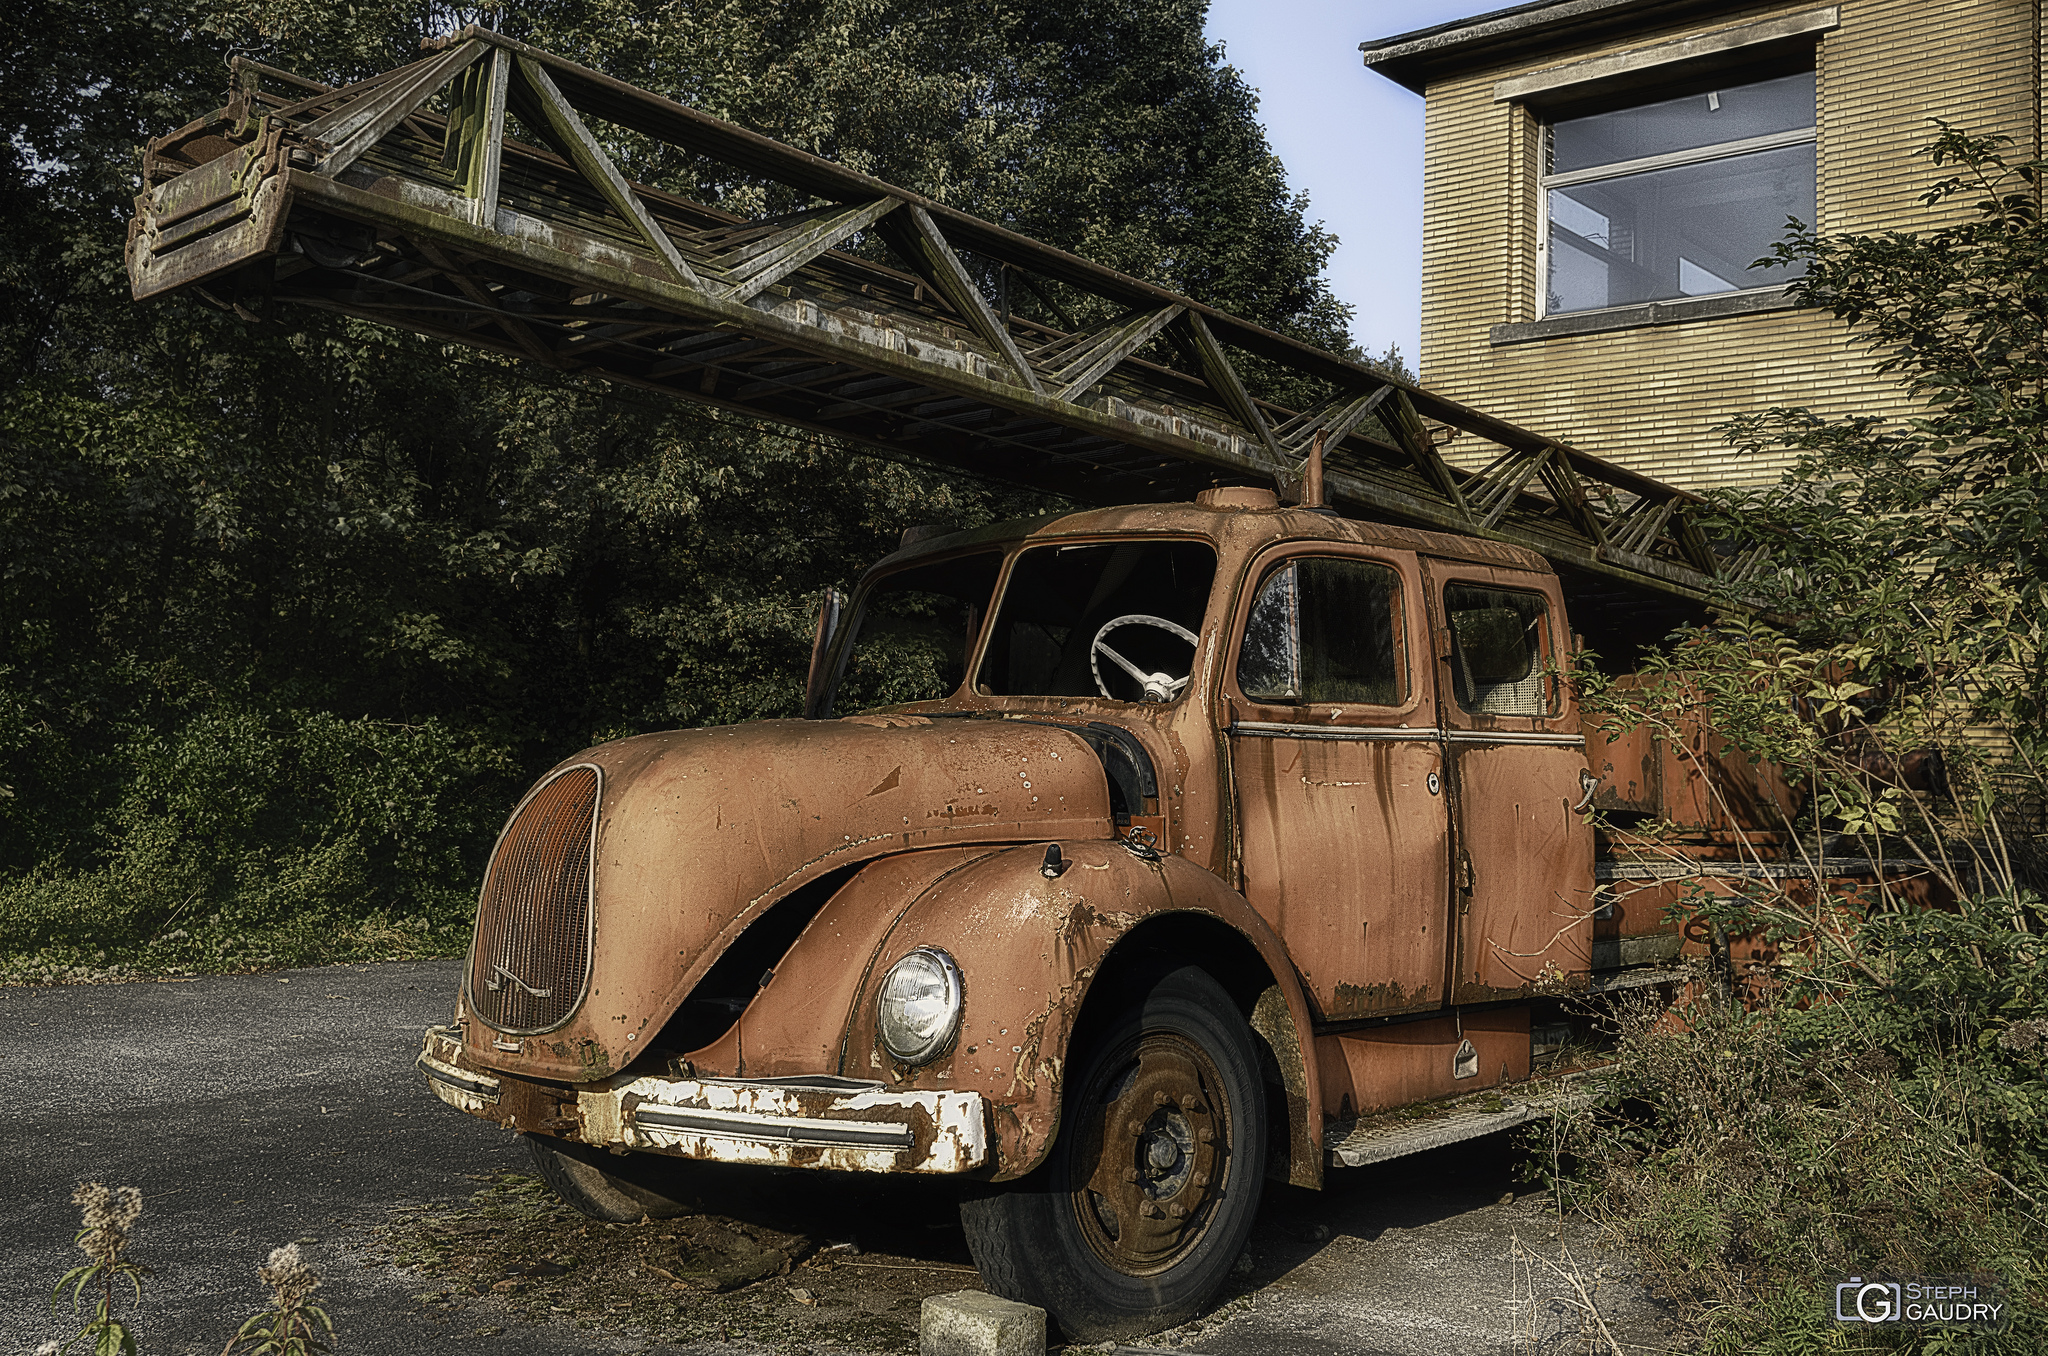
[1442,583,1553,717]
[1235,557,1406,706]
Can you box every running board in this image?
[1325,1077,1600,1169]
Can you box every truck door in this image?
[1225,548,1450,1020]
[1419,560,1594,1002]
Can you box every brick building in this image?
[1361,0,2040,489]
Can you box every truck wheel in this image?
[524,1133,696,1221]
[959,965,1267,1341]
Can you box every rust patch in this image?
[924,803,997,820]
[1329,979,1430,1018]
[576,1038,612,1081]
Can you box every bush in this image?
[0,675,514,972]
[1549,126,2048,1353]
[1553,909,2048,1353]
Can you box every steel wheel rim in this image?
[1069,1029,1233,1276]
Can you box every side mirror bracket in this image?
[802,587,847,719]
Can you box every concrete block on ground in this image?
[920,1289,1046,1356]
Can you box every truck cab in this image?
[419,486,1601,1339]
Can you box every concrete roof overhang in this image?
[1361,0,1759,92]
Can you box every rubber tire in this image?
[958,965,1268,1342]
[525,1133,698,1221]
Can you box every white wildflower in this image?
[258,1242,321,1312]
[70,1181,140,1267]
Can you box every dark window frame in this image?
[1441,581,1559,719]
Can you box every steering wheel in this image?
[1090,614,1200,703]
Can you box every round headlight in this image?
[876,946,963,1066]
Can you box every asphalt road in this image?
[2,962,1677,1355]
[0,962,601,1356]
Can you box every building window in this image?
[1542,70,1814,316]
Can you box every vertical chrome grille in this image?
[468,765,599,1033]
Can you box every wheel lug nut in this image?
[1127,1119,1144,1137]
[1123,1167,1140,1183]
[1197,1128,1214,1144]
[1194,1172,1210,1187]
[1154,1091,1170,1106]
[1168,1203,1187,1219]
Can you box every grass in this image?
[1535,969,2047,1355]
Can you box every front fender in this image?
[811,842,1320,1183]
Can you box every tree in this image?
[1713,125,2047,795]
[0,0,1359,968]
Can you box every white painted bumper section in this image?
[417,1027,988,1174]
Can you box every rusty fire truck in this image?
[126,31,1802,1338]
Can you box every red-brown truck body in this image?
[418,490,1643,1180]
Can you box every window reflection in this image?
[1544,71,1814,315]
[1238,558,1403,707]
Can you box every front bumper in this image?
[417,1027,989,1174]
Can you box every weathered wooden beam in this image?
[1375,387,1471,519]
[1181,312,1282,463]
[1049,306,1183,402]
[1605,495,1679,557]
[410,239,554,364]
[735,362,859,399]
[881,207,1046,396]
[1274,383,1395,455]
[1673,512,1723,577]
[1466,447,1551,530]
[647,337,779,377]
[1536,452,1612,550]
[516,57,706,293]
[721,199,898,303]
[133,37,1741,607]
[1724,543,1772,584]
[470,49,509,228]
[304,41,485,176]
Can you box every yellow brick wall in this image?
[1418,0,2040,490]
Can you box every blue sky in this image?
[1203,1,1487,368]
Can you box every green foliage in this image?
[224,1244,334,1356]
[1,0,1356,969]
[1557,127,2048,1354]
[1551,947,2047,1355]
[1711,125,2048,771]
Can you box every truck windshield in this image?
[835,551,1004,715]
[977,540,1216,700]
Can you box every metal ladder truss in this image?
[128,27,1764,603]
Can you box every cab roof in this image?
[874,498,1553,576]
